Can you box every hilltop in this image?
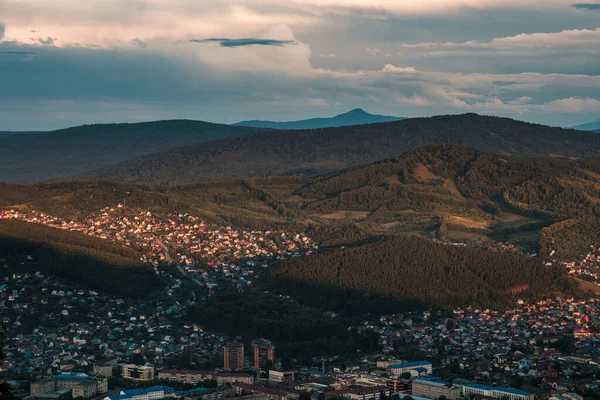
[0,120,263,182]
[233,108,404,129]
[80,114,600,185]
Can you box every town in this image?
[2,208,600,400]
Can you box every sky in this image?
[0,0,599,130]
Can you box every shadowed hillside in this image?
[0,220,159,297]
[267,235,577,310]
[80,114,600,185]
[0,120,264,182]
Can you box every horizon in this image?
[1,0,599,130]
[0,109,594,133]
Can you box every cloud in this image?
[0,24,4,40]
[190,38,297,47]
[397,27,600,56]
[571,3,600,10]
[35,36,55,45]
[0,1,598,129]
[131,38,147,48]
[539,97,600,112]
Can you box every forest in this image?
[188,291,380,364]
[78,114,600,185]
[0,119,262,182]
[267,235,578,310]
[0,220,159,298]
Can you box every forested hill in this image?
[0,220,159,297]
[80,114,600,185]
[296,144,600,257]
[0,120,263,182]
[267,235,577,310]
[298,144,600,220]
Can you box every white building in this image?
[386,361,432,377]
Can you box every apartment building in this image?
[122,365,155,382]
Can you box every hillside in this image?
[233,108,404,129]
[6,144,600,258]
[80,114,600,185]
[0,220,159,297]
[0,120,263,182]
[0,178,308,230]
[267,235,577,310]
[0,131,38,138]
[296,144,600,256]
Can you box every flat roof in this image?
[495,386,533,396]
[388,361,431,369]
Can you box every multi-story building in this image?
[122,365,155,382]
[251,339,275,371]
[462,383,534,400]
[93,364,114,378]
[269,370,296,383]
[349,386,391,400]
[376,361,404,369]
[411,377,461,400]
[224,342,245,371]
[232,382,287,400]
[72,382,99,399]
[104,385,174,400]
[386,361,432,377]
[214,372,254,386]
[30,379,56,395]
[158,369,215,385]
[386,379,411,394]
[30,374,107,399]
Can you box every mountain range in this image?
[79,113,600,185]
[233,108,404,129]
[572,118,600,132]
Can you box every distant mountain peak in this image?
[571,118,600,132]
[343,108,369,115]
[233,108,404,130]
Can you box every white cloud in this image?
[397,27,600,57]
[539,97,600,113]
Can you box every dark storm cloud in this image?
[571,3,600,10]
[190,38,297,47]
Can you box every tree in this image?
[401,372,412,379]
[299,391,312,400]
